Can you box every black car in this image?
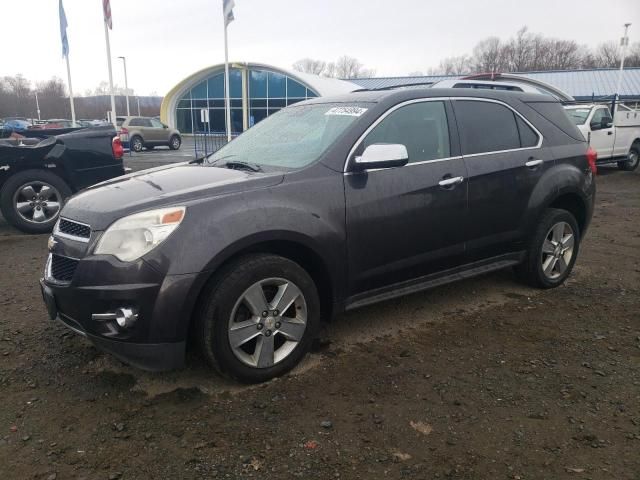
[41,89,596,382]
[0,126,125,233]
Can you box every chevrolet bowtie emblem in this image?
[48,236,58,251]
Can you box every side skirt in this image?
[344,252,525,312]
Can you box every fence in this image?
[193,131,239,158]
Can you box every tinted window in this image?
[150,118,164,128]
[363,101,450,163]
[515,115,539,148]
[142,118,153,127]
[129,118,145,127]
[455,100,520,155]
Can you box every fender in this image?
[521,162,593,238]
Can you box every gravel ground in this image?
[0,166,638,480]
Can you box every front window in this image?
[565,107,591,125]
[206,103,371,169]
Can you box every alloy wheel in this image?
[132,138,143,152]
[541,222,575,280]
[629,150,639,169]
[13,182,61,224]
[228,278,307,369]
[172,137,180,149]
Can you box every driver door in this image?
[588,107,614,159]
[344,99,468,296]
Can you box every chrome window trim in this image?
[343,96,544,172]
[343,97,450,173]
[54,217,91,243]
[449,96,543,157]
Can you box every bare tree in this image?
[292,58,328,76]
[472,37,508,73]
[594,41,620,67]
[292,55,375,79]
[438,55,473,75]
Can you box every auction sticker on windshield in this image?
[325,106,368,117]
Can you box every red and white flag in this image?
[103,0,112,29]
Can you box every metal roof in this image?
[349,68,640,101]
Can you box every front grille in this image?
[58,218,91,240]
[50,254,79,282]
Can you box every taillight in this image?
[112,136,124,160]
[586,146,597,174]
[119,127,129,135]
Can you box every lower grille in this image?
[50,254,79,282]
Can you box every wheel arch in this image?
[185,234,338,344]
[546,191,588,235]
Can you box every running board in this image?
[344,253,524,311]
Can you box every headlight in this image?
[94,207,186,262]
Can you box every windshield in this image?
[206,103,371,169]
[565,107,591,125]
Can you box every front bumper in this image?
[40,254,202,371]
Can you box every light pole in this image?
[35,91,41,121]
[117,56,131,116]
[614,23,631,118]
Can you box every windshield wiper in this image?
[223,160,262,172]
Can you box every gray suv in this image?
[117,116,181,152]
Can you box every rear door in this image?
[149,118,168,143]
[588,107,614,159]
[345,99,468,295]
[452,98,551,261]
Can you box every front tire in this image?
[0,170,71,234]
[516,208,580,289]
[195,254,320,383]
[617,144,639,171]
[169,135,181,150]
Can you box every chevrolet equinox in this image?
[41,89,596,383]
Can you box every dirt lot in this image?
[0,167,639,480]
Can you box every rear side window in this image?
[515,116,539,148]
[526,101,584,142]
[454,100,520,155]
[362,101,450,163]
[129,118,144,127]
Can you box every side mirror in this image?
[354,144,409,171]
[163,124,168,129]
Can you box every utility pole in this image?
[614,23,631,118]
[118,56,130,116]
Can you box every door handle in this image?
[607,131,613,135]
[525,159,544,168]
[438,176,464,187]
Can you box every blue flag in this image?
[59,0,69,57]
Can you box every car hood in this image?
[61,163,284,230]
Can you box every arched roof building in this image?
[160,62,358,134]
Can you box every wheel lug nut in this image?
[261,311,268,317]
[265,330,272,337]
[275,322,281,329]
[257,323,263,330]
[273,310,279,316]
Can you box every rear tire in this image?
[617,144,639,171]
[0,169,71,234]
[130,135,143,153]
[516,208,580,289]
[195,254,320,383]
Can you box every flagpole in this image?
[223,22,232,142]
[104,21,117,129]
[65,54,76,126]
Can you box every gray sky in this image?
[3,0,638,96]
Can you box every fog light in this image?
[92,307,138,329]
[115,308,138,329]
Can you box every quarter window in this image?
[455,100,523,155]
[362,101,450,164]
[515,115,539,148]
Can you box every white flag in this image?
[223,0,235,27]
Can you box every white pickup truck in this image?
[564,104,640,171]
